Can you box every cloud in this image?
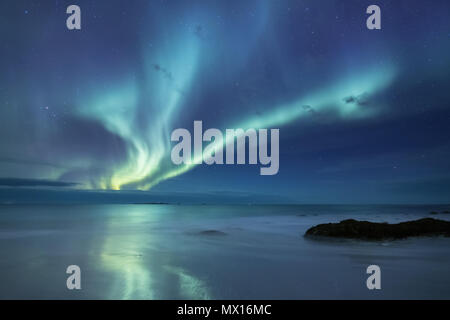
[152,64,174,81]
[301,105,317,115]
[0,157,66,169]
[0,178,78,187]
[343,92,370,106]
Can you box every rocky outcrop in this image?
[305,218,450,240]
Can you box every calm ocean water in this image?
[0,204,450,299]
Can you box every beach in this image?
[0,204,449,299]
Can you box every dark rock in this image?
[430,211,439,215]
[442,211,450,214]
[304,218,450,240]
[198,230,227,236]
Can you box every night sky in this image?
[1,0,450,204]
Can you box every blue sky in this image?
[1,0,450,204]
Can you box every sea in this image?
[0,204,449,299]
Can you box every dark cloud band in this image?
[0,178,78,187]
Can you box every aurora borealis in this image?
[1,0,450,203]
